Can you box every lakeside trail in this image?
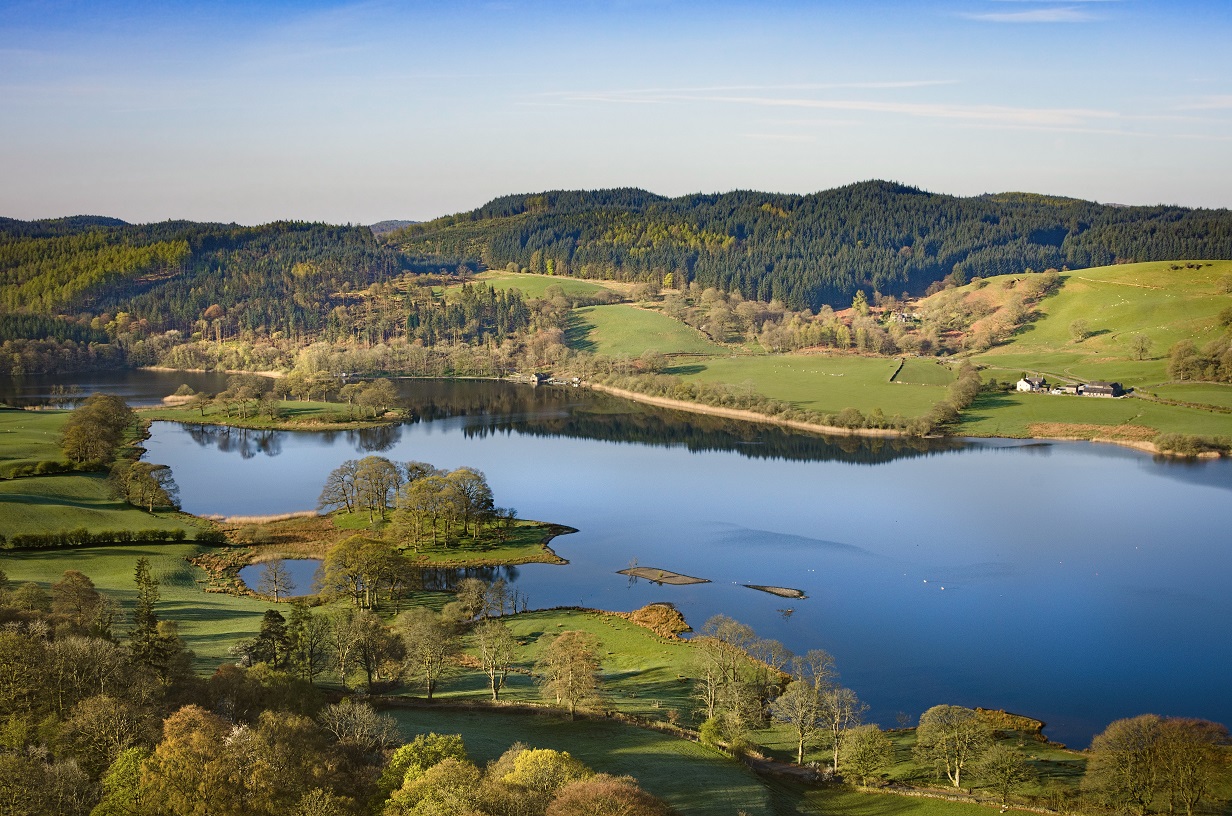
[586,383,907,440]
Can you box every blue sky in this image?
[2,0,1230,223]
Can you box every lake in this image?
[125,375,1232,747]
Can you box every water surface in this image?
[138,379,1232,746]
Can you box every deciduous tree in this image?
[536,630,600,718]
[913,705,992,789]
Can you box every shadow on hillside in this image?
[562,314,596,353]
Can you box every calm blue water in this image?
[136,380,1232,747]
[238,558,322,597]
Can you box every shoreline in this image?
[586,383,910,440]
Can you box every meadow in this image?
[0,409,200,537]
[567,304,729,356]
[972,260,1232,394]
[0,543,270,664]
[473,270,623,299]
[673,355,950,418]
[387,706,774,816]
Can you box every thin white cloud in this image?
[961,7,1099,22]
[536,80,958,98]
[565,89,1117,129]
[745,133,818,143]
[1176,95,1232,111]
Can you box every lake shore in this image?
[586,382,910,440]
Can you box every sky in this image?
[2,0,1231,224]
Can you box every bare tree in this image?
[769,680,823,764]
[256,559,296,601]
[474,619,518,701]
[396,607,459,700]
[536,630,600,718]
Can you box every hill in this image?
[389,181,1232,310]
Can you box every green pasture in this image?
[141,399,381,430]
[974,260,1232,390]
[800,787,1012,816]
[894,358,958,386]
[432,608,700,722]
[0,409,68,476]
[0,408,199,537]
[567,305,728,356]
[1147,382,1232,410]
[387,707,772,816]
[0,543,269,665]
[0,473,198,537]
[674,355,948,418]
[472,271,621,299]
[957,392,1232,438]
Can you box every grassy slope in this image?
[0,543,270,664]
[0,409,67,476]
[954,261,1232,437]
[974,261,1232,386]
[0,409,199,537]
[567,305,728,356]
[676,355,951,418]
[388,707,772,816]
[473,270,622,299]
[0,474,198,537]
[435,609,699,721]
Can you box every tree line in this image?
[0,565,671,815]
[390,182,1232,310]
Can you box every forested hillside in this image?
[0,218,407,339]
[390,182,1232,309]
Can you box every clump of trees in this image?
[59,393,133,465]
[380,738,671,816]
[319,456,512,546]
[1083,715,1229,816]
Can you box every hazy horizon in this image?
[4,0,1231,224]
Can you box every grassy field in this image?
[0,474,199,537]
[387,707,773,816]
[0,409,68,476]
[0,543,270,665]
[972,260,1232,394]
[0,408,200,537]
[431,608,699,722]
[567,305,729,357]
[1146,382,1232,410]
[140,399,387,430]
[673,355,950,418]
[473,270,624,299]
[957,391,1232,438]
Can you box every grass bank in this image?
[139,399,393,430]
[386,706,772,816]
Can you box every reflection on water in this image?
[183,424,405,458]
[185,425,284,459]
[418,565,523,592]
[18,372,1229,746]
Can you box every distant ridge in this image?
[368,219,417,237]
[389,180,1232,309]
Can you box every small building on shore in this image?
[1017,376,1048,392]
[1084,381,1124,398]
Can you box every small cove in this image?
[238,558,322,597]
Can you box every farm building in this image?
[1017,376,1048,392]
